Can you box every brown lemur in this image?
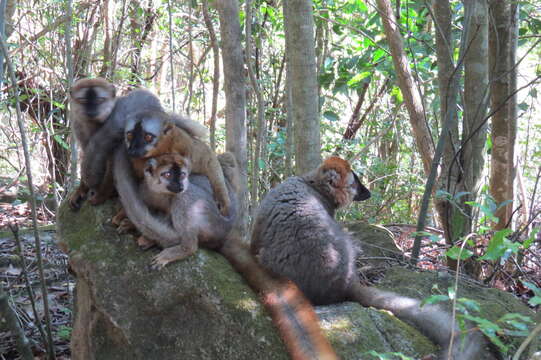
[72,84,164,209]
[123,110,232,216]
[129,153,192,250]
[251,156,487,360]
[68,77,117,209]
[113,148,339,360]
[71,82,205,210]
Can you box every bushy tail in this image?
[350,282,486,360]
[221,231,339,360]
[113,148,181,244]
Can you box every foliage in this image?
[423,289,534,354]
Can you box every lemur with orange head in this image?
[251,156,487,360]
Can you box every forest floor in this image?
[0,201,71,360]
[0,201,539,359]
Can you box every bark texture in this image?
[462,0,490,226]
[216,0,249,230]
[283,0,322,174]
[488,1,518,229]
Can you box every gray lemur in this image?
[251,156,487,360]
[77,88,164,207]
[113,149,339,360]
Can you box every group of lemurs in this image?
[68,77,488,360]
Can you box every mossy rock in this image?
[56,199,536,359]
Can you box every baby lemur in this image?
[251,156,486,360]
[113,149,339,360]
[126,153,191,250]
[68,77,117,209]
[124,110,231,216]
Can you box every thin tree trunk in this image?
[488,0,517,230]
[246,0,266,210]
[376,0,434,176]
[432,0,460,202]
[65,0,77,190]
[216,0,248,233]
[343,81,370,140]
[462,0,489,229]
[283,0,321,174]
[202,0,219,151]
[99,0,111,78]
[343,79,389,141]
[284,60,294,178]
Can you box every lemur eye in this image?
[162,171,172,179]
[77,97,87,104]
[95,97,106,104]
[126,132,133,141]
[144,133,154,143]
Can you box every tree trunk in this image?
[429,1,489,272]
[433,0,460,199]
[462,0,489,229]
[216,0,249,233]
[246,0,266,209]
[284,59,294,178]
[202,0,219,151]
[343,81,370,140]
[488,0,518,230]
[283,0,321,174]
[376,0,434,176]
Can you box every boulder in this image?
[56,199,536,359]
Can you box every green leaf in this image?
[446,246,473,260]
[323,111,340,122]
[58,325,72,340]
[457,298,481,312]
[53,135,70,150]
[461,314,508,352]
[479,229,513,261]
[523,228,539,249]
[372,48,385,63]
[421,294,449,306]
[522,281,541,296]
[436,189,452,200]
[391,86,403,103]
[528,297,541,306]
[518,102,529,111]
[347,71,371,87]
[356,0,368,12]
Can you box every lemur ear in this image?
[145,158,158,176]
[352,171,371,201]
[163,122,174,135]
